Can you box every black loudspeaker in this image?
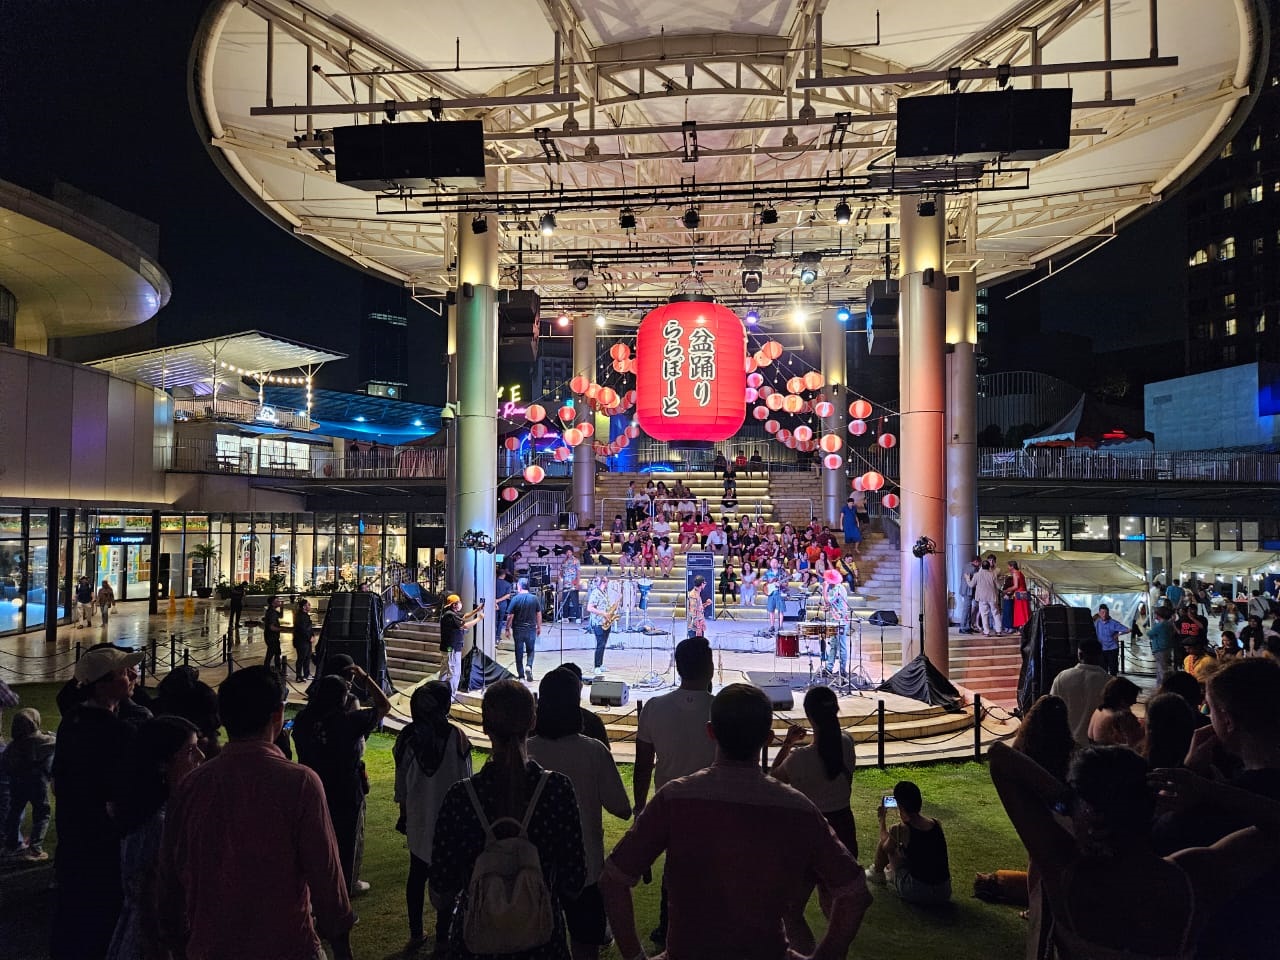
[1017,605,1096,714]
[897,89,1072,162]
[589,680,630,707]
[865,279,900,356]
[756,683,795,711]
[322,593,382,639]
[869,610,899,626]
[461,648,515,692]
[333,120,486,190]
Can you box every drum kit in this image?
[772,590,873,693]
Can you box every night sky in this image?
[1,1,1184,407]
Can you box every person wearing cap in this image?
[439,594,484,696]
[50,645,145,960]
[822,570,852,677]
[262,595,285,674]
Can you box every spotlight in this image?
[917,199,937,217]
[834,200,851,225]
[835,305,852,323]
[574,275,589,291]
[540,212,557,235]
[470,214,488,234]
[797,252,821,285]
[570,259,591,291]
[682,207,700,230]
[761,205,779,225]
[742,271,762,293]
[619,207,636,230]
[791,306,807,326]
[744,309,761,325]
[595,313,606,327]
[781,127,799,148]
[557,313,570,328]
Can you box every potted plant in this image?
[190,542,219,598]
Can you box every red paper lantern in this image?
[882,493,900,509]
[799,439,817,452]
[609,343,630,362]
[634,299,747,442]
[747,372,764,388]
[823,453,843,470]
[851,476,864,491]
[849,399,872,420]
[819,434,842,453]
[553,446,571,462]
[782,394,803,414]
[849,419,868,436]
[530,423,548,438]
[759,385,774,398]
[563,427,583,446]
[523,464,546,484]
[526,403,546,423]
[744,387,758,403]
[625,390,636,406]
[501,487,519,502]
[503,436,520,451]
[616,435,630,449]
[777,429,792,443]
[800,401,813,415]
[569,375,589,395]
[785,437,797,449]
[786,376,805,394]
[766,393,784,411]
[803,371,824,391]
[753,405,769,420]
[754,350,771,367]
[765,419,780,434]
[612,359,627,373]
[764,340,783,360]
[794,425,814,443]
[861,471,884,491]
[580,422,595,438]
[586,383,601,399]
[877,433,897,449]
[599,387,619,407]
[814,401,834,419]
[745,355,758,374]
[558,405,576,422]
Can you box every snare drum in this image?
[800,622,827,639]
[823,623,842,638]
[775,629,800,658]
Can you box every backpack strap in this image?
[520,770,551,833]
[463,778,497,845]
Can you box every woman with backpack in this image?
[430,679,586,960]
[394,681,472,953]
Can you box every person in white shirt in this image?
[632,637,717,947]
[1048,637,1111,746]
[971,560,1004,636]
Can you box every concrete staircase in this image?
[384,620,444,687]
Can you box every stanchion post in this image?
[149,638,158,678]
[974,693,983,762]
[183,647,190,669]
[169,634,176,671]
[876,699,886,768]
[74,642,82,663]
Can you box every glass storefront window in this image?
[1035,516,1063,552]
[1070,515,1110,542]
[978,516,1006,554]
[1006,515,1034,552]
[1169,518,1194,585]
[1242,521,1259,548]
[1217,520,1241,550]
[1195,520,1216,549]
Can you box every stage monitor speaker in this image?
[783,596,805,621]
[756,683,795,711]
[589,680,630,707]
[528,562,550,588]
[868,610,899,626]
[896,89,1072,162]
[333,120,486,190]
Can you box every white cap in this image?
[74,646,144,685]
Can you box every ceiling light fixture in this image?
[835,305,852,323]
[540,212,557,235]
[619,207,636,231]
[471,214,488,234]
[682,207,700,230]
[834,200,851,225]
[761,205,779,226]
[744,309,761,325]
[557,313,570,328]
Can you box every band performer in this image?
[586,573,614,676]
[687,575,711,639]
[821,570,850,677]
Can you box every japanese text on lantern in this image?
[661,317,685,416]
[688,327,716,406]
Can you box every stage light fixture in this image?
[595,313,606,327]
[470,214,488,234]
[744,309,761,325]
[557,313,570,328]
[540,212,557,235]
[797,252,821,285]
[835,305,852,323]
[834,200,851,225]
[619,208,636,230]
[917,199,937,217]
[742,270,762,293]
[570,259,591,291]
[682,207,700,230]
[761,205,779,225]
[791,306,807,326]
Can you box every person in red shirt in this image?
[158,666,355,960]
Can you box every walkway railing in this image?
[161,438,446,480]
[596,495,814,529]
[496,489,568,547]
[977,448,1280,483]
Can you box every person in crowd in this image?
[639,534,656,575]
[2,708,56,861]
[1140,692,1200,770]
[610,513,624,547]
[529,668,630,960]
[228,580,247,636]
[1239,613,1266,656]
[107,716,203,960]
[560,546,582,621]
[559,663,611,750]
[1218,600,1243,635]
[990,736,1280,960]
[262,594,284,673]
[1175,603,1209,655]
[97,578,117,627]
[586,573,615,677]
[1182,634,1217,681]
[1087,676,1144,747]
[1011,694,1074,784]
[583,524,603,565]
[394,681,472,952]
[75,575,94,628]
[841,496,862,556]
[1049,637,1112,747]
[50,645,144,959]
[625,481,639,530]
[494,569,515,626]
[771,686,860,954]
[631,637,719,947]
[866,780,952,904]
[1217,629,1240,659]
[1002,560,1031,633]
[1246,588,1271,622]
[619,532,639,572]
[151,666,222,760]
[503,577,542,685]
[822,570,852,678]
[159,666,355,960]
[602,684,871,960]
[1165,578,1185,608]
[739,560,758,608]
[764,557,788,635]
[1157,671,1211,727]
[706,522,727,557]
[429,680,586,960]
[293,662,391,897]
[718,562,739,606]
[439,594,484,696]
[686,575,710,639]
[973,558,1004,636]
[678,515,697,553]
[1146,605,1177,686]
[293,597,317,681]
[958,556,979,634]
[656,537,675,577]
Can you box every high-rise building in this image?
[360,310,409,399]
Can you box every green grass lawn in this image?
[1,683,1029,960]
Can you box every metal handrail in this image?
[160,437,446,480]
[496,489,567,545]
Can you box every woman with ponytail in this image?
[770,685,859,954]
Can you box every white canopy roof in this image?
[1017,550,1149,595]
[1183,550,1280,578]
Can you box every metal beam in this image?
[796,54,1178,89]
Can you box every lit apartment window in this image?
[1189,248,1209,266]
[1257,313,1268,333]
[1256,237,1266,255]
[1221,141,1235,158]
[1249,184,1264,203]
[1223,293,1236,309]
[1225,318,1238,336]
[1223,192,1234,209]
[1219,237,1236,260]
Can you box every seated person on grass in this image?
[867,780,952,904]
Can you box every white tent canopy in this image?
[989,550,1148,626]
[1182,550,1280,578]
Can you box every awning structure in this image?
[1182,549,1280,578]
[89,330,346,390]
[1023,395,1153,450]
[1017,551,1149,595]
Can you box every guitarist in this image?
[586,573,616,677]
[439,594,484,697]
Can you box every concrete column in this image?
[572,314,595,527]
[898,193,949,672]
[820,307,848,527]
[946,270,978,628]
[452,207,499,657]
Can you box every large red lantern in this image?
[523,464,546,484]
[558,405,575,423]
[562,427,583,446]
[819,434,842,453]
[861,471,885,491]
[786,376,805,394]
[634,298,747,442]
[580,422,595,438]
[877,433,897,449]
[803,371,824,391]
[849,399,872,420]
[782,394,803,414]
[814,401,834,419]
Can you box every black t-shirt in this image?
[52,703,136,865]
[263,605,282,641]
[294,609,314,644]
[440,610,465,652]
[508,591,542,633]
[294,706,379,812]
